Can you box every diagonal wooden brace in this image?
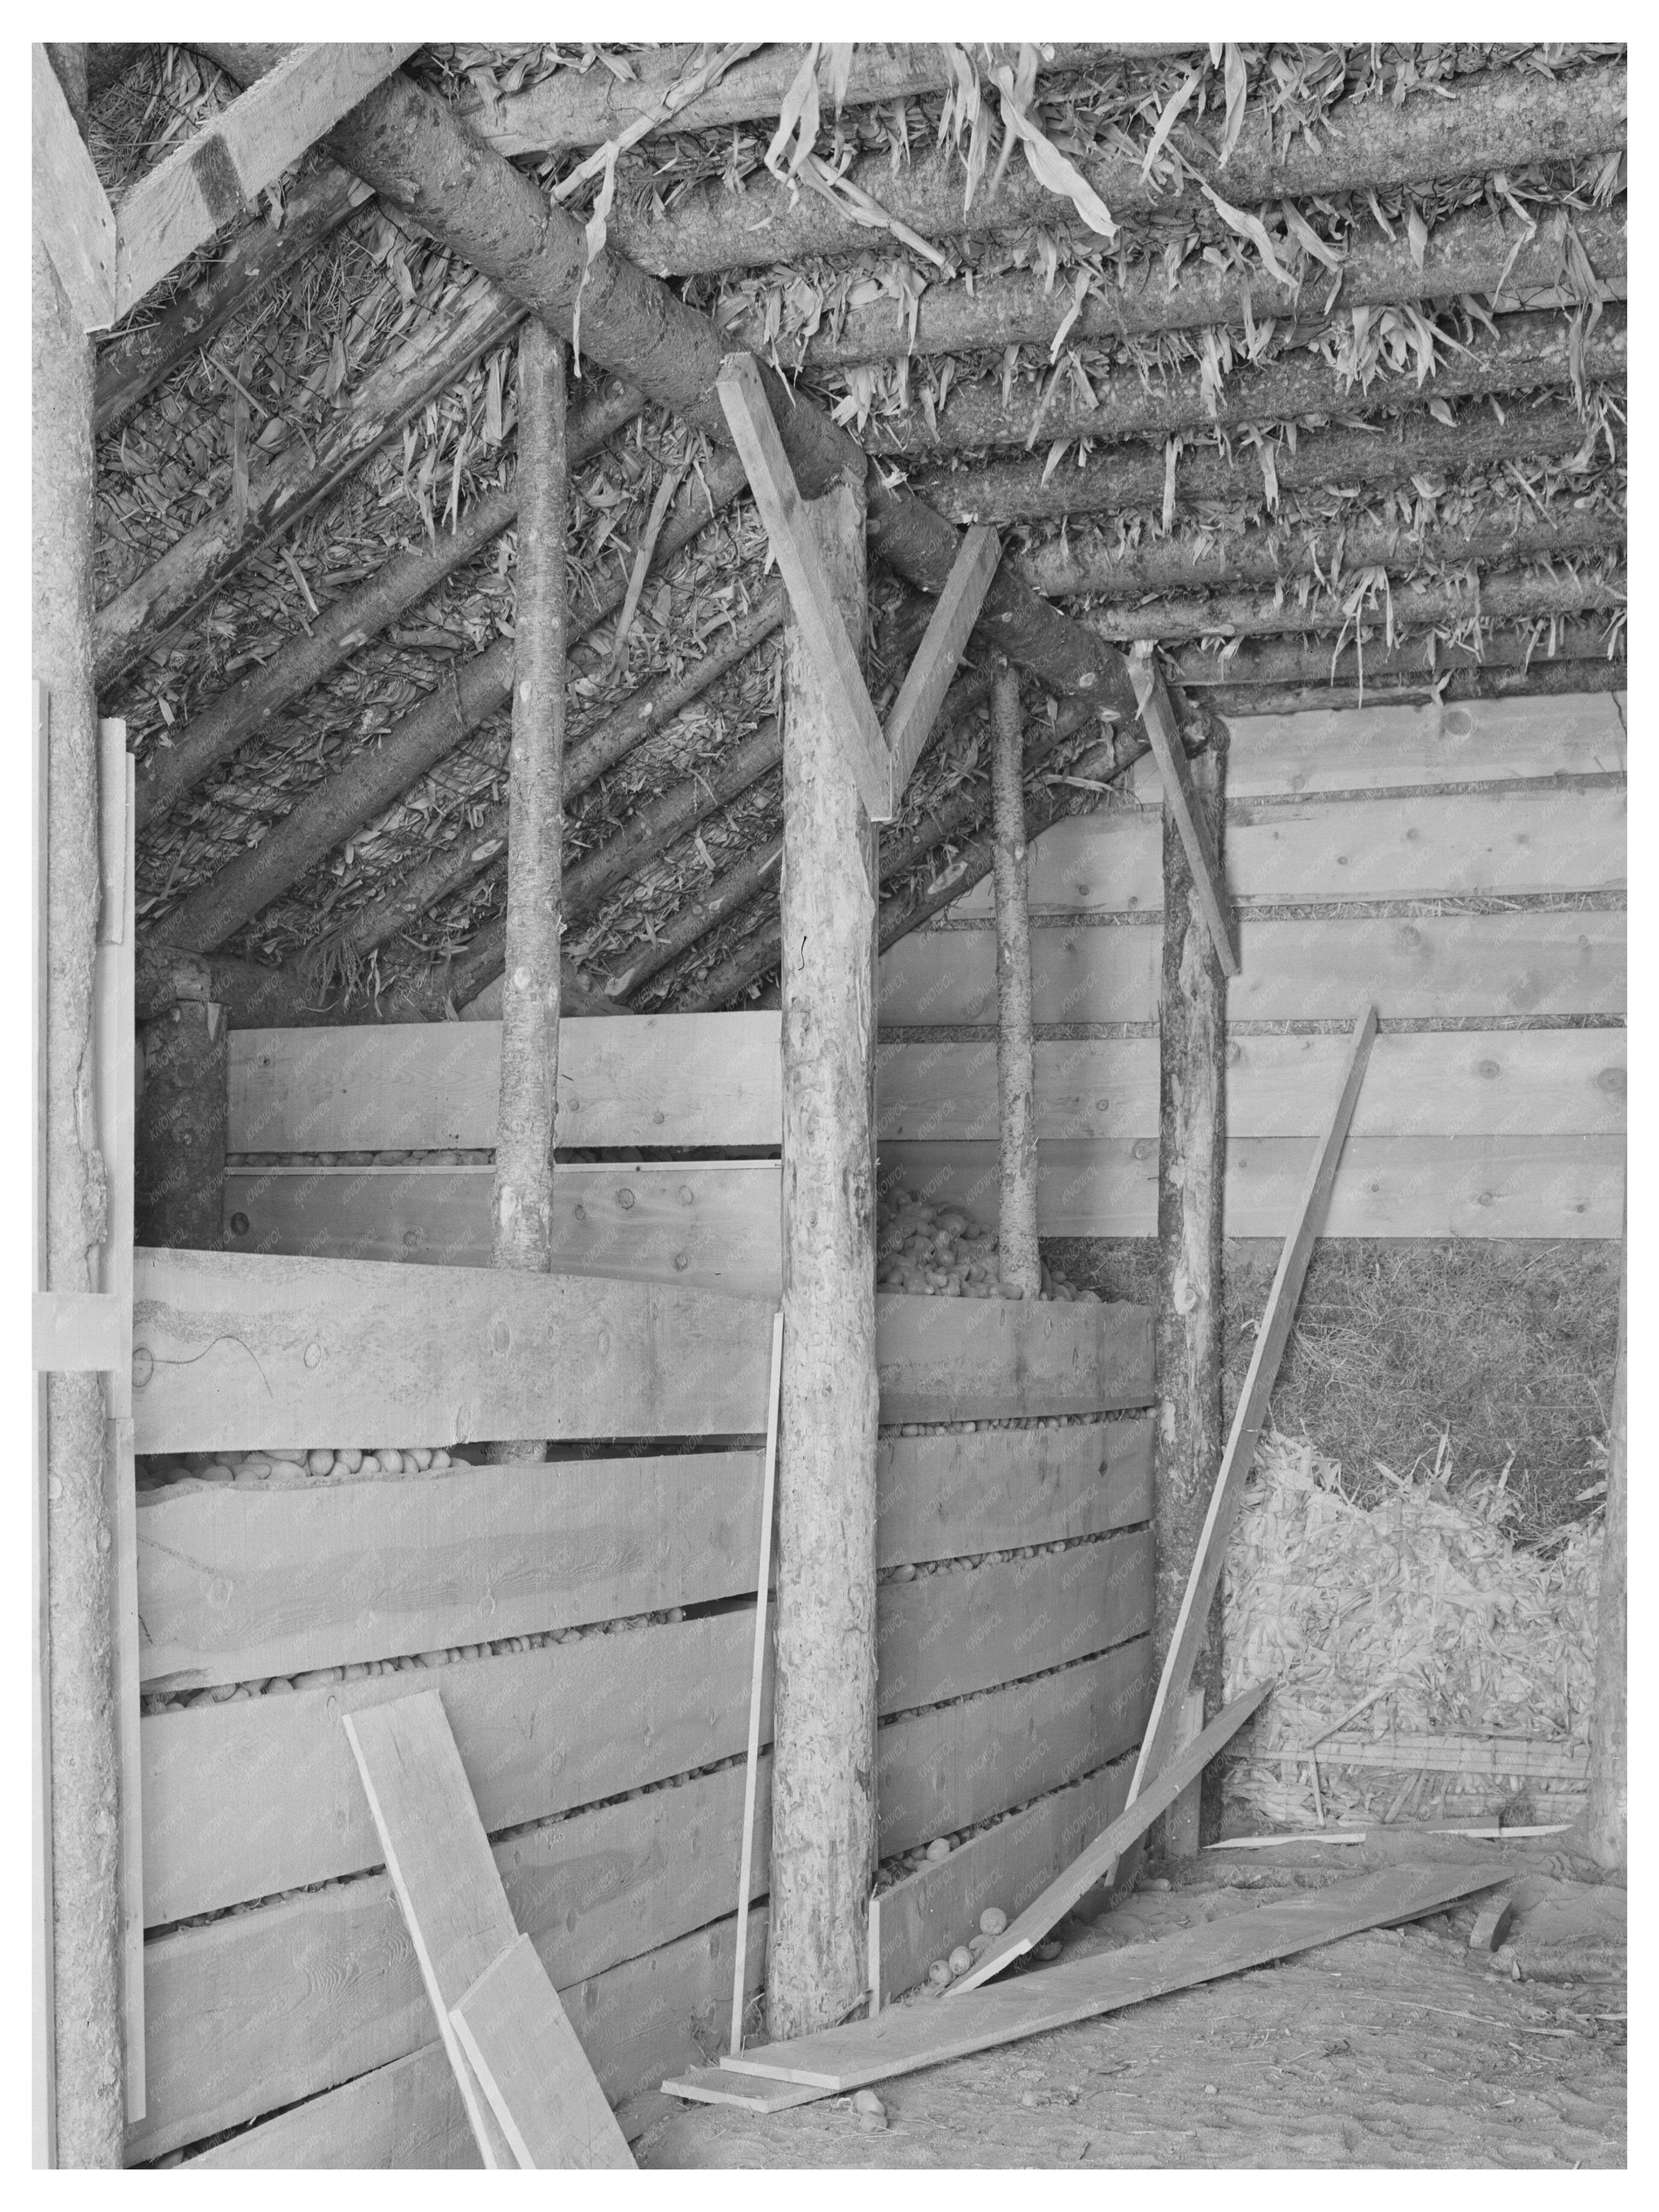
[1128,643,1239,977]
[885,525,1002,799]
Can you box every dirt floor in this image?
[625,1839,1625,2171]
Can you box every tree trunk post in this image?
[768,476,880,2040]
[488,320,567,1466]
[133,1000,228,1248]
[1151,726,1229,1851]
[991,664,1040,1297]
[33,43,126,2166]
[1576,1232,1625,1869]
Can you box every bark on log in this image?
[1205,656,1628,718]
[739,203,1626,372]
[598,61,1625,279]
[991,666,1040,1298]
[133,999,228,1247]
[33,118,125,2169]
[1021,509,1625,604]
[489,323,567,1463]
[1084,565,1624,645]
[156,450,748,953]
[1574,1234,1625,1872]
[861,308,1625,457]
[1152,732,1229,1852]
[769,477,880,2041]
[913,399,1610,528]
[1167,618,1615,690]
[93,166,372,438]
[196,48,1150,734]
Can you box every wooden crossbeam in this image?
[885,525,1002,797]
[716,351,893,822]
[112,43,418,318]
[32,43,117,328]
[1128,645,1239,976]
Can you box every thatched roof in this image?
[90,41,1626,1025]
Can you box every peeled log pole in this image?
[1085,565,1624,646]
[489,325,566,1465]
[769,477,880,2041]
[1151,731,1229,1854]
[990,668,1040,1298]
[32,101,125,2168]
[1575,1235,1625,1871]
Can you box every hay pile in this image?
[1223,1429,1603,1829]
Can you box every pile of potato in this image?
[230,1149,493,1167]
[137,1444,466,1492]
[876,1189,1096,1302]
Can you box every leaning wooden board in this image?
[723,1860,1509,2092]
[229,1009,783,1153]
[451,1932,634,2169]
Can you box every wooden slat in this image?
[451,1933,634,2168]
[879,1132,1625,1239]
[227,1010,783,1152]
[885,525,1002,797]
[1304,1735,1589,1781]
[879,910,1627,1025]
[108,1420,146,2121]
[731,1312,782,2054]
[32,42,116,328]
[869,1756,1133,2012]
[30,687,53,2170]
[113,44,419,315]
[222,1159,782,1299]
[661,2065,826,2112]
[341,1693,518,2166]
[876,1532,1152,1715]
[874,1638,1153,1855]
[875,1291,1154,1424]
[877,1417,1153,1566]
[1129,653,1238,974]
[136,1450,763,1690]
[183,1905,770,2168]
[142,1613,772,1924]
[878,1029,1627,1143]
[949,788,1625,915]
[716,351,892,821]
[131,1758,772,2161]
[725,1860,1508,2092]
[130,1248,774,1455]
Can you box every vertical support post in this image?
[769,475,879,2041]
[1151,729,1228,1855]
[133,998,228,1246]
[1576,1228,1626,1869]
[33,39,126,2164]
[488,319,567,1465]
[1164,1689,1208,1860]
[990,665,1040,1298]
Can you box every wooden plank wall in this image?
[879,694,1626,1237]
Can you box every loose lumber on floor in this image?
[951,1683,1272,1993]
[451,1933,634,2169]
[660,2065,828,2113]
[721,1858,1510,2093]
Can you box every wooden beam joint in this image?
[1129,644,1239,977]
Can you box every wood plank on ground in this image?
[227,1010,783,1153]
[661,2065,827,2112]
[136,1450,763,1689]
[222,1159,783,1297]
[876,1531,1152,1715]
[182,1904,769,2168]
[878,910,1627,1026]
[876,1417,1153,1566]
[131,1758,772,2162]
[874,1638,1153,1856]
[130,1247,774,1455]
[874,1291,1154,1424]
[869,1754,1133,2012]
[721,1858,1509,2091]
[142,1613,772,1925]
[450,1932,634,2168]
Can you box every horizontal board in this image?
[875,1637,1153,1854]
[878,1029,1626,1142]
[870,1755,1133,2011]
[881,1133,1625,1238]
[132,1759,771,2162]
[223,1159,782,1299]
[182,1905,768,2168]
[950,788,1625,915]
[136,1451,764,1689]
[228,1010,784,1152]
[876,1531,1153,1715]
[1305,1734,1588,1780]
[878,909,1627,1025]
[874,1291,1154,1423]
[142,1613,771,1925]
[130,1248,774,1455]
[876,1417,1152,1566]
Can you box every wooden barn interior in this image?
[32,38,1626,2171]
